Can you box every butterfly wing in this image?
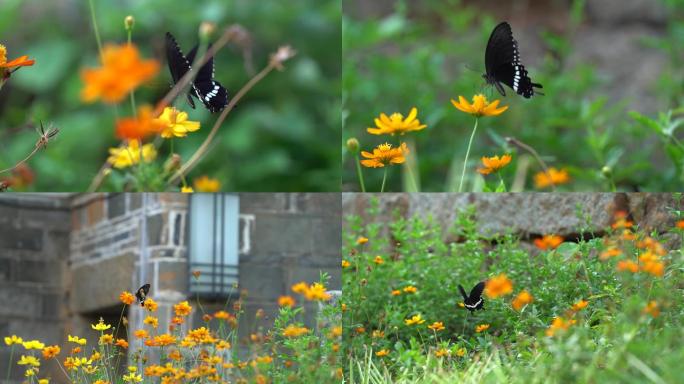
[180,43,228,113]
[166,33,196,109]
[135,283,150,306]
[466,281,485,310]
[458,284,469,302]
[484,22,542,98]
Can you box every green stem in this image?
[86,0,104,59]
[461,311,469,335]
[127,28,137,116]
[380,167,388,192]
[458,118,479,193]
[6,345,14,382]
[497,172,507,192]
[355,155,366,193]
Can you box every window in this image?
[188,194,239,298]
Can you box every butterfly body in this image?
[135,283,151,307]
[458,281,485,312]
[483,22,542,98]
[165,32,228,113]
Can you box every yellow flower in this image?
[367,107,427,135]
[174,301,192,316]
[642,301,660,318]
[434,348,449,357]
[0,43,35,76]
[123,373,143,383]
[143,297,158,312]
[475,324,490,333]
[67,335,87,346]
[402,285,417,294]
[404,314,425,326]
[375,349,390,357]
[571,299,588,312]
[107,140,157,169]
[193,175,221,192]
[119,291,136,305]
[341,260,351,268]
[534,235,564,250]
[42,345,60,359]
[427,322,445,331]
[91,317,112,331]
[456,347,466,357]
[277,295,295,308]
[534,167,571,189]
[304,282,332,301]
[181,186,194,193]
[371,329,384,338]
[282,325,310,338]
[4,335,23,346]
[25,369,35,377]
[115,105,165,140]
[133,329,148,339]
[391,289,401,296]
[143,316,159,328]
[38,379,49,384]
[511,290,533,311]
[152,333,176,346]
[373,255,384,265]
[292,281,309,294]
[451,94,508,117]
[22,340,45,350]
[214,310,232,320]
[155,107,200,138]
[484,274,513,299]
[356,236,369,244]
[17,355,40,367]
[99,334,113,345]
[478,154,512,175]
[360,142,409,168]
[81,44,159,104]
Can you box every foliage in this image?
[0,0,341,192]
[342,196,684,383]
[342,0,684,191]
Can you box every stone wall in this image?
[0,194,71,382]
[342,193,682,247]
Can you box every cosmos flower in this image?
[451,94,508,117]
[366,107,427,135]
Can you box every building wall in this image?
[0,194,71,382]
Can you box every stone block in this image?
[71,252,135,313]
[14,259,62,285]
[0,227,42,251]
[108,193,126,219]
[239,265,284,301]
[585,0,667,25]
[0,258,10,282]
[0,287,41,317]
[295,193,342,215]
[87,198,104,226]
[311,217,342,257]
[147,212,166,246]
[42,293,62,319]
[155,259,189,293]
[239,193,287,213]
[251,215,313,256]
[130,193,142,211]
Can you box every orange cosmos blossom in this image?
[366,107,427,135]
[534,234,564,250]
[534,167,570,189]
[451,94,508,117]
[115,105,166,140]
[193,175,221,192]
[511,290,533,311]
[545,316,576,337]
[484,274,513,298]
[360,142,409,168]
[81,44,160,104]
[119,291,136,305]
[478,154,512,175]
[0,43,35,80]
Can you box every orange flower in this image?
[571,299,588,312]
[356,236,369,245]
[617,260,639,273]
[641,260,665,277]
[475,324,490,333]
[451,94,508,117]
[373,255,384,265]
[427,322,445,332]
[534,168,570,189]
[478,154,512,175]
[511,290,533,311]
[277,295,295,308]
[214,310,232,320]
[391,290,401,296]
[534,235,564,250]
[676,220,684,229]
[360,142,409,168]
[174,301,192,317]
[81,44,160,104]
[0,43,35,79]
[484,274,513,298]
[642,301,660,318]
[115,339,128,349]
[151,333,176,347]
[42,345,60,359]
[193,175,221,192]
[402,286,417,294]
[134,329,148,339]
[545,316,576,337]
[375,349,390,357]
[115,105,165,140]
[600,247,622,260]
[366,107,427,135]
[119,291,135,305]
[434,348,449,357]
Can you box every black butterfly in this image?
[135,283,151,307]
[165,32,228,113]
[483,22,543,98]
[458,281,485,312]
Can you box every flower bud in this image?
[164,154,182,174]
[346,137,360,153]
[601,165,612,177]
[199,22,216,40]
[124,16,135,31]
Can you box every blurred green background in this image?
[342,0,684,191]
[0,0,341,192]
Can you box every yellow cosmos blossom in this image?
[511,290,534,311]
[277,295,295,308]
[282,325,310,337]
[17,355,40,367]
[475,324,490,333]
[375,349,390,357]
[404,314,425,326]
[91,318,112,331]
[107,140,157,169]
[373,255,384,264]
[478,154,512,175]
[304,282,332,301]
[174,301,192,316]
[123,373,143,383]
[434,348,449,357]
[341,260,351,268]
[143,316,159,328]
[484,274,513,298]
[193,175,221,192]
[534,167,570,189]
[154,107,200,138]
[181,186,194,193]
[360,142,409,168]
[534,234,564,250]
[22,340,45,350]
[67,335,86,346]
[451,94,508,117]
[427,322,445,331]
[367,107,427,135]
[356,236,369,245]
[403,285,417,294]
[456,347,466,357]
[5,335,23,346]
[143,297,158,312]
[38,379,49,384]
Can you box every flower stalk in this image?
[458,118,478,192]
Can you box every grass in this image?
[342,197,684,383]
